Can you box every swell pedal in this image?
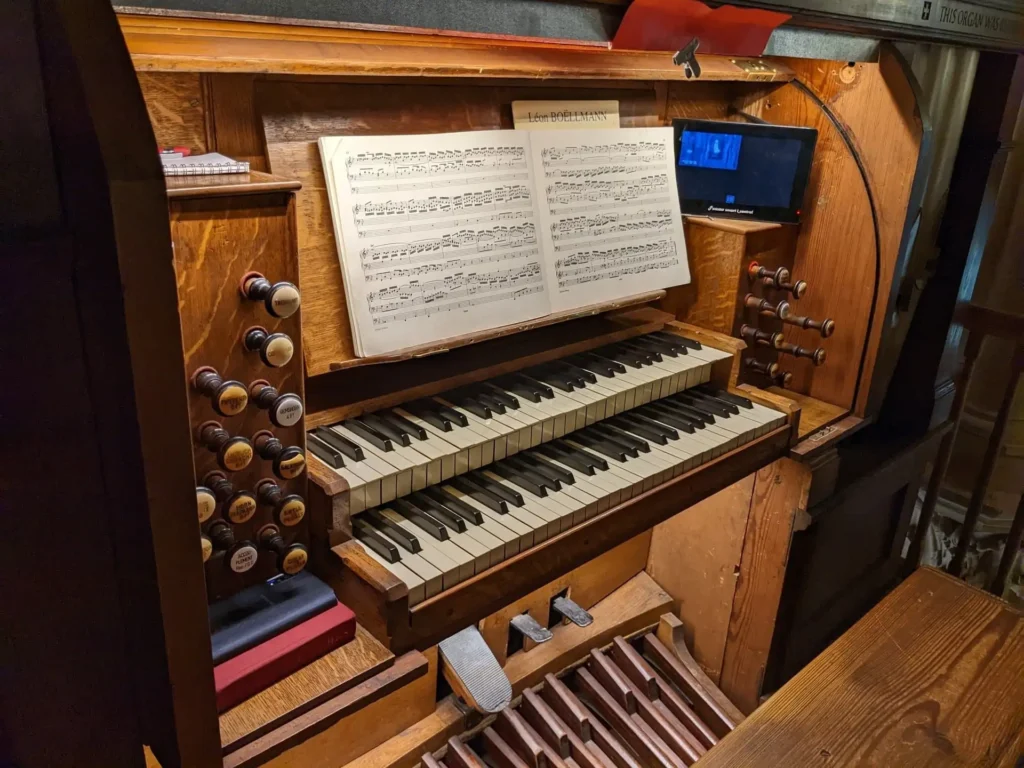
[439,626,512,714]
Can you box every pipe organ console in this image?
[38,5,948,766]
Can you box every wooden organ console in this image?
[24,0,1019,765]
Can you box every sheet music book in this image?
[320,128,689,357]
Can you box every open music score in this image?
[321,128,689,357]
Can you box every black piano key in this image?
[449,476,510,514]
[622,412,679,440]
[566,354,615,378]
[306,432,345,468]
[468,471,526,507]
[431,401,470,428]
[558,362,598,385]
[490,463,548,497]
[406,401,454,432]
[664,396,715,424]
[390,499,449,540]
[379,409,429,441]
[591,423,649,454]
[405,493,467,533]
[514,375,554,399]
[353,519,401,563]
[609,415,669,445]
[547,363,588,388]
[599,347,645,369]
[571,433,630,463]
[529,368,575,393]
[501,378,542,404]
[632,336,680,357]
[364,509,422,553]
[421,487,484,525]
[675,392,730,419]
[474,392,506,415]
[620,341,661,363]
[343,419,394,452]
[535,443,595,476]
[653,331,701,350]
[637,404,696,433]
[504,456,562,492]
[314,427,365,461]
[644,333,689,354]
[482,384,520,410]
[360,412,412,447]
[457,396,492,420]
[551,439,609,471]
[689,389,740,415]
[579,352,627,375]
[520,452,575,485]
[697,385,754,410]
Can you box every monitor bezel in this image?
[672,118,818,225]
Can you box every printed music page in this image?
[530,127,690,313]
[321,131,549,357]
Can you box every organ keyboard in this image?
[351,383,784,605]
[307,332,747,516]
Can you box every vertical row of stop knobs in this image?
[741,262,834,387]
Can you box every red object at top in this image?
[611,0,789,57]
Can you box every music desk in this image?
[698,567,1024,767]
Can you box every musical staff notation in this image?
[354,185,534,235]
[360,224,537,270]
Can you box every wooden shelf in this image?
[165,170,300,199]
[332,421,792,654]
[329,291,667,372]
[118,14,794,83]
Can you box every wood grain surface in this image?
[718,458,809,713]
[169,186,308,600]
[118,14,795,82]
[746,59,922,414]
[218,624,393,751]
[697,568,1024,767]
[137,71,207,152]
[225,649,433,768]
[646,477,756,683]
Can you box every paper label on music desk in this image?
[512,100,620,131]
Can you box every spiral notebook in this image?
[161,151,250,177]
[319,127,690,357]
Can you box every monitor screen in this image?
[673,120,817,224]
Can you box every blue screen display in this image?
[679,131,742,171]
[677,128,804,211]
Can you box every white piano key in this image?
[355,541,426,606]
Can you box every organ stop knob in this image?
[192,368,248,417]
[207,520,258,574]
[772,369,795,388]
[258,524,309,575]
[196,486,217,523]
[197,422,253,472]
[200,534,213,563]
[256,479,306,528]
[243,327,295,368]
[253,430,306,480]
[204,471,257,524]
[240,272,301,319]
[740,325,785,349]
[783,314,835,338]
[779,342,828,366]
[744,358,781,379]
[250,381,304,428]
[744,294,790,320]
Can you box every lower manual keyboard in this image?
[351,386,786,605]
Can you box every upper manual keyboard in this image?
[307,332,734,515]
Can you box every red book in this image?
[213,602,356,712]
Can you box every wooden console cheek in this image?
[168,175,309,600]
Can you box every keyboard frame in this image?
[308,326,800,653]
